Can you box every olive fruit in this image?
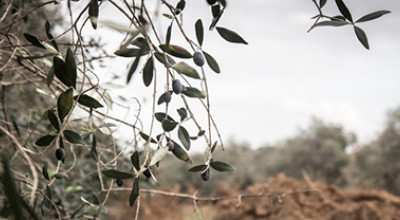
[55,148,65,161]
[167,141,175,151]
[193,52,205,67]
[143,165,152,179]
[201,168,211,181]
[172,79,182,94]
[116,179,123,187]
[164,91,172,103]
[207,0,217,5]
[199,90,207,99]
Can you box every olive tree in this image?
[0,0,390,219]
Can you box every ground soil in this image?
[107,173,400,220]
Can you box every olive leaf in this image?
[189,164,207,172]
[320,0,327,8]
[172,62,200,79]
[150,146,169,166]
[23,33,45,49]
[74,94,103,109]
[182,87,204,98]
[354,26,369,49]
[171,140,192,164]
[57,89,73,122]
[159,44,192,58]
[211,141,218,153]
[129,178,140,206]
[178,126,190,150]
[115,48,148,57]
[195,19,204,46]
[90,134,98,162]
[166,24,172,46]
[335,0,353,22]
[216,27,248,44]
[89,0,99,29]
[310,20,350,31]
[155,52,176,66]
[131,151,140,171]
[45,20,59,51]
[143,57,154,87]
[203,51,220,73]
[42,163,50,181]
[139,131,157,143]
[177,108,187,121]
[127,56,141,84]
[47,65,55,87]
[53,56,76,88]
[35,135,56,147]
[47,110,60,131]
[210,161,235,172]
[63,130,83,144]
[356,10,391,23]
[65,48,77,89]
[161,119,177,132]
[102,169,134,179]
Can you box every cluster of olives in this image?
[162,49,207,104]
[162,78,183,104]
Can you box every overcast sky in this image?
[73,0,400,149]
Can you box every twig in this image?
[103,187,321,203]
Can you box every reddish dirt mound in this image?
[215,173,400,220]
[107,173,400,219]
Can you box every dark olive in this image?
[116,179,123,187]
[193,52,205,67]
[164,91,172,103]
[201,168,211,181]
[167,141,175,151]
[55,148,65,161]
[143,165,152,179]
[172,79,182,94]
[207,0,217,5]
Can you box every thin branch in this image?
[103,187,322,204]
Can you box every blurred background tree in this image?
[351,107,400,195]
